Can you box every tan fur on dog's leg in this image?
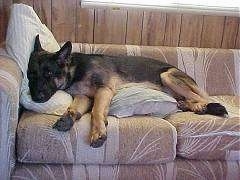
[67,95,92,120]
[161,68,208,113]
[90,86,115,148]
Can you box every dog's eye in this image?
[44,71,53,78]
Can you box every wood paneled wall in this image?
[1,0,239,49]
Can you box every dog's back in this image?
[70,53,175,88]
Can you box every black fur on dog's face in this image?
[27,35,72,103]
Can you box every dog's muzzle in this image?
[54,77,67,89]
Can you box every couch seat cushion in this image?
[12,159,240,180]
[166,95,240,160]
[17,112,177,164]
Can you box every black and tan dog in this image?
[28,35,228,148]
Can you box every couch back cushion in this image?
[69,43,240,96]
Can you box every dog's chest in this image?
[66,80,96,97]
[66,66,110,96]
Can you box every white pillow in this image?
[6,4,72,115]
[109,83,180,118]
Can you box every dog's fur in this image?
[28,35,228,148]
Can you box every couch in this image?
[0,43,239,180]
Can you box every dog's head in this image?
[27,35,72,102]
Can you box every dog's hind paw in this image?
[52,114,74,131]
[205,103,228,117]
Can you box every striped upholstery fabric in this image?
[0,51,22,179]
[69,43,240,96]
[17,112,177,164]
[12,159,240,180]
[167,111,240,160]
[16,95,239,165]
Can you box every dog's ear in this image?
[34,34,43,52]
[56,41,72,66]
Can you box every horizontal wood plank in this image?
[179,14,203,47]
[94,9,127,44]
[235,24,240,49]
[0,0,239,49]
[221,17,239,49]
[126,10,143,45]
[164,13,182,47]
[0,0,13,45]
[13,0,33,6]
[141,11,166,46]
[201,16,225,48]
[52,0,76,42]
[76,8,94,43]
[33,0,52,29]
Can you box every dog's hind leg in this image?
[53,95,92,131]
[90,85,116,148]
[160,68,209,113]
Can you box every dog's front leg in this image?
[53,95,91,131]
[90,87,115,148]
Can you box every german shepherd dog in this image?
[28,35,228,148]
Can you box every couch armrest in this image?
[0,52,22,179]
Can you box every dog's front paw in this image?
[52,114,74,131]
[90,121,107,148]
[90,133,107,148]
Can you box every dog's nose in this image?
[38,92,45,100]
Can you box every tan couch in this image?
[0,43,239,180]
